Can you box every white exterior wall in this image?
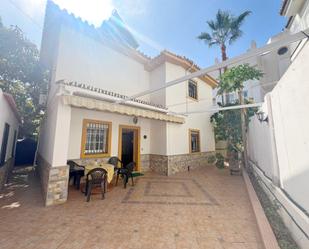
[150,120,167,155]
[248,42,309,213]
[247,42,309,248]
[0,89,19,162]
[288,0,309,33]
[54,25,150,101]
[247,113,276,180]
[67,108,151,159]
[167,113,215,155]
[38,96,71,167]
[270,43,309,211]
[165,62,215,155]
[149,64,166,106]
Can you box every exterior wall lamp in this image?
[256,111,268,123]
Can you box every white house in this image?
[37,1,217,206]
[0,89,20,189]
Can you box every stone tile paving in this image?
[0,166,264,249]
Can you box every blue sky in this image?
[0,0,286,67]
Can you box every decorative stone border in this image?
[243,170,280,249]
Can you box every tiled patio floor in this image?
[0,166,264,249]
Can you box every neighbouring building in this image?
[37,1,217,206]
[211,31,292,105]
[247,0,309,248]
[0,89,20,189]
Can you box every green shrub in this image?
[207,155,216,164]
[215,153,225,169]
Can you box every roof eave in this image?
[145,51,218,88]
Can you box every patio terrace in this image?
[0,166,263,249]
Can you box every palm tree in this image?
[198,9,251,63]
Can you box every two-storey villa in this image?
[37,1,217,206]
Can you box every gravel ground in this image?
[247,168,299,249]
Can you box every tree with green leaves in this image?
[198,9,251,62]
[0,17,49,138]
[211,64,263,167]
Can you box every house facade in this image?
[0,89,20,189]
[37,1,217,206]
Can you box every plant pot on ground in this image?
[228,151,243,175]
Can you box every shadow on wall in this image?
[282,167,309,215]
[15,138,37,166]
[0,166,34,209]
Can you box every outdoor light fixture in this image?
[256,111,268,123]
[133,116,138,124]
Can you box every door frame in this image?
[118,125,141,172]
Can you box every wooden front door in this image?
[118,125,140,171]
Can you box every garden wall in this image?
[247,42,309,248]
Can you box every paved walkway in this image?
[0,166,264,249]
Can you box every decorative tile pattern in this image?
[122,177,218,206]
[0,166,265,249]
[144,181,193,197]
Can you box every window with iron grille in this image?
[81,120,111,157]
[188,80,198,100]
[189,129,200,153]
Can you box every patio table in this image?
[84,163,114,183]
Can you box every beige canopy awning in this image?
[61,95,185,124]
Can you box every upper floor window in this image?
[188,80,198,100]
[81,119,111,158]
[189,129,200,153]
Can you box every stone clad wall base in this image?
[145,152,214,176]
[168,152,214,175]
[37,154,69,206]
[0,158,14,190]
[140,154,150,172]
[149,154,168,175]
